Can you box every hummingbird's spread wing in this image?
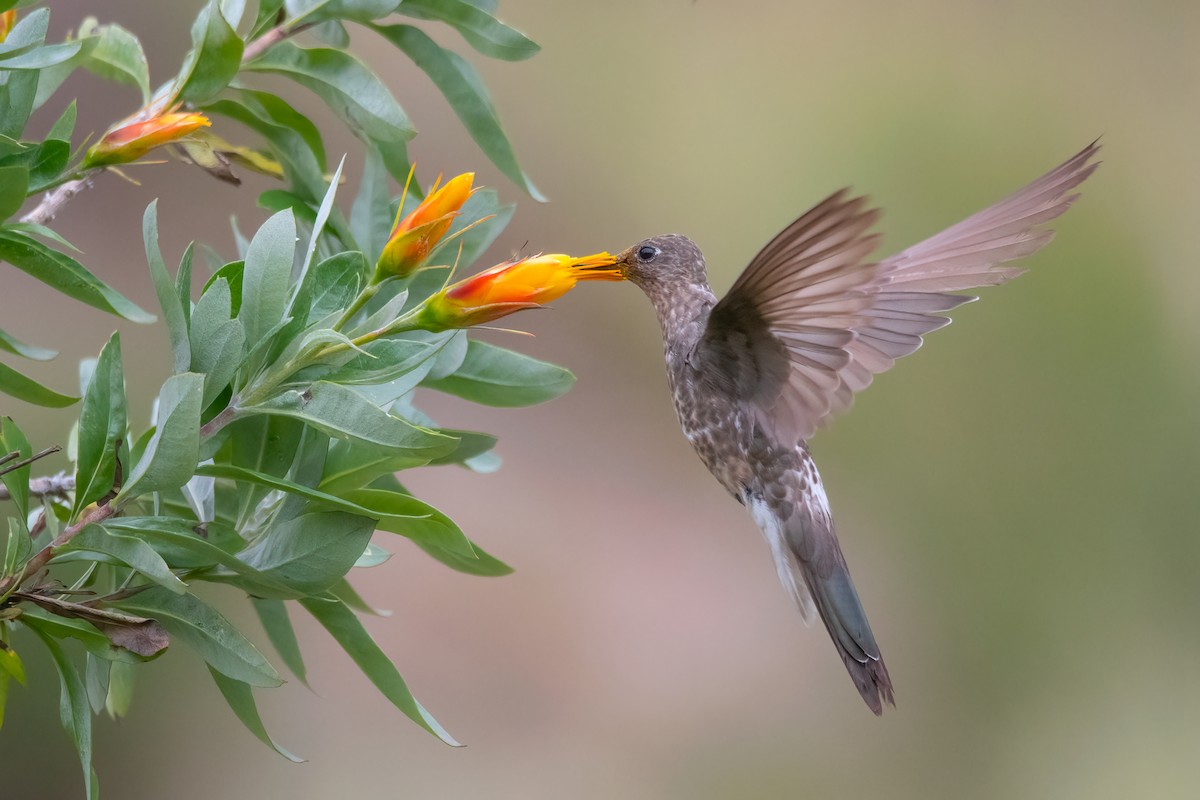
[702,142,1100,445]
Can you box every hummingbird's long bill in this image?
[606,143,1100,714]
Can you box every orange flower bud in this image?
[0,11,17,43]
[376,172,474,279]
[413,252,620,331]
[83,109,211,169]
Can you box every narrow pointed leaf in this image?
[81,20,151,102]
[0,326,56,361]
[0,360,78,407]
[397,0,540,61]
[239,208,297,351]
[31,629,97,799]
[73,333,127,515]
[0,416,31,522]
[244,380,456,456]
[144,202,191,373]
[252,598,308,686]
[105,660,136,718]
[176,0,244,104]
[239,510,374,595]
[373,24,543,200]
[56,525,186,594]
[0,165,28,221]
[116,373,204,503]
[84,654,110,715]
[424,339,574,406]
[0,231,155,323]
[208,667,304,761]
[300,595,460,745]
[118,587,282,687]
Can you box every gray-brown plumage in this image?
[605,143,1099,714]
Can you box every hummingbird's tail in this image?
[749,487,895,715]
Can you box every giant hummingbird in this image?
[599,143,1099,713]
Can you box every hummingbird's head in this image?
[611,235,709,295]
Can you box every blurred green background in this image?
[4,1,1199,797]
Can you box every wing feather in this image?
[700,142,1100,443]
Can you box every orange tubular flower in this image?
[376,172,474,280]
[0,11,17,43]
[412,252,621,331]
[83,109,212,169]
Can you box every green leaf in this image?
[0,9,48,138]
[79,19,151,103]
[322,331,454,387]
[285,0,402,24]
[0,164,28,221]
[84,653,109,715]
[118,587,282,687]
[291,156,345,303]
[197,462,475,555]
[116,373,204,503]
[0,359,77,407]
[0,416,31,523]
[426,427,497,466]
[350,149,390,260]
[424,339,574,406]
[298,250,364,326]
[72,332,128,515]
[300,595,460,745]
[30,628,97,800]
[0,230,155,323]
[104,660,136,718]
[100,518,299,598]
[239,208,297,354]
[209,667,303,761]
[373,24,544,200]
[0,641,26,685]
[342,487,476,556]
[243,42,413,178]
[251,0,286,37]
[56,525,187,594]
[251,597,307,685]
[355,542,391,567]
[413,534,513,576]
[143,202,191,373]
[189,279,246,408]
[212,88,327,172]
[48,99,77,141]
[176,243,194,327]
[239,509,374,595]
[244,380,456,457]
[23,138,70,193]
[0,666,8,732]
[0,326,56,361]
[227,414,304,523]
[3,518,32,583]
[19,608,148,664]
[203,260,245,315]
[0,40,82,69]
[397,0,540,61]
[176,0,244,104]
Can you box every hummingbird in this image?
[602,143,1099,714]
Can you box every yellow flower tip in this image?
[0,11,17,43]
[413,250,611,331]
[83,109,212,169]
[376,171,477,279]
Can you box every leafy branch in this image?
[0,2,587,797]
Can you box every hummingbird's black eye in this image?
[637,245,659,262]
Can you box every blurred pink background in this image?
[3,1,1199,797]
